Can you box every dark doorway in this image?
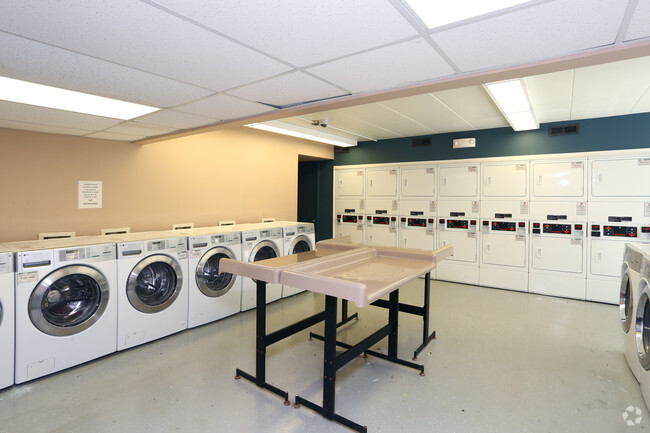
[297,161,319,239]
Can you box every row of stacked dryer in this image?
[334,150,650,304]
[0,221,315,389]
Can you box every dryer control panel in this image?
[439,218,477,234]
[337,214,364,227]
[590,224,639,238]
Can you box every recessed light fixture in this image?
[246,120,357,147]
[404,0,533,28]
[484,79,539,131]
[0,76,159,120]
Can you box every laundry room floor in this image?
[0,280,645,433]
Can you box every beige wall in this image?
[0,126,333,242]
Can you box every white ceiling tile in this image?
[147,0,418,67]
[432,0,628,72]
[307,38,455,93]
[625,0,650,41]
[334,104,434,137]
[175,94,276,119]
[571,56,650,119]
[85,131,148,142]
[0,33,214,108]
[100,121,178,137]
[0,120,94,137]
[380,94,474,133]
[296,110,401,141]
[134,109,218,129]
[632,87,650,113]
[0,101,123,130]
[0,1,290,91]
[433,87,508,129]
[524,70,573,123]
[226,72,347,107]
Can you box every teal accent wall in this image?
[314,113,650,239]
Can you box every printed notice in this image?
[79,181,102,209]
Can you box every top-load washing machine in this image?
[11,236,118,384]
[635,246,650,411]
[115,232,189,350]
[187,226,242,327]
[240,227,283,311]
[621,243,649,382]
[0,245,14,389]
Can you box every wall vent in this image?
[548,124,579,136]
[335,147,350,154]
[412,138,432,147]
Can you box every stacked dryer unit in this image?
[436,163,481,285]
[240,226,284,311]
[636,244,650,411]
[115,232,189,350]
[186,226,242,327]
[398,164,437,276]
[0,245,14,389]
[364,166,399,247]
[528,158,588,299]
[12,236,118,383]
[334,167,365,243]
[621,242,648,382]
[587,154,650,304]
[479,161,530,292]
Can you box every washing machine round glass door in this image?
[620,270,633,333]
[636,285,650,371]
[29,265,109,336]
[249,240,279,283]
[289,236,313,255]
[127,254,183,313]
[196,247,235,298]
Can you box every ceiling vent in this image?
[412,137,432,147]
[548,124,579,136]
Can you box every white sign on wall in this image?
[79,180,102,209]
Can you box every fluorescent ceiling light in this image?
[484,79,539,131]
[0,76,159,120]
[405,0,533,28]
[246,120,357,147]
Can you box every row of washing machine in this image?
[0,221,315,389]
[621,243,650,411]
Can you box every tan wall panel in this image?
[0,126,332,242]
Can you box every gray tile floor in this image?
[0,280,647,433]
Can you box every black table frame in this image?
[310,273,435,360]
[234,275,430,432]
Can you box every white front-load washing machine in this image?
[116,232,189,350]
[187,227,242,327]
[622,243,648,382]
[12,237,117,384]
[240,227,283,311]
[0,245,14,389]
[635,248,650,411]
[281,222,315,297]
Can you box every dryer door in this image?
[127,254,183,313]
[289,235,313,254]
[636,285,650,371]
[196,247,235,298]
[29,265,109,336]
